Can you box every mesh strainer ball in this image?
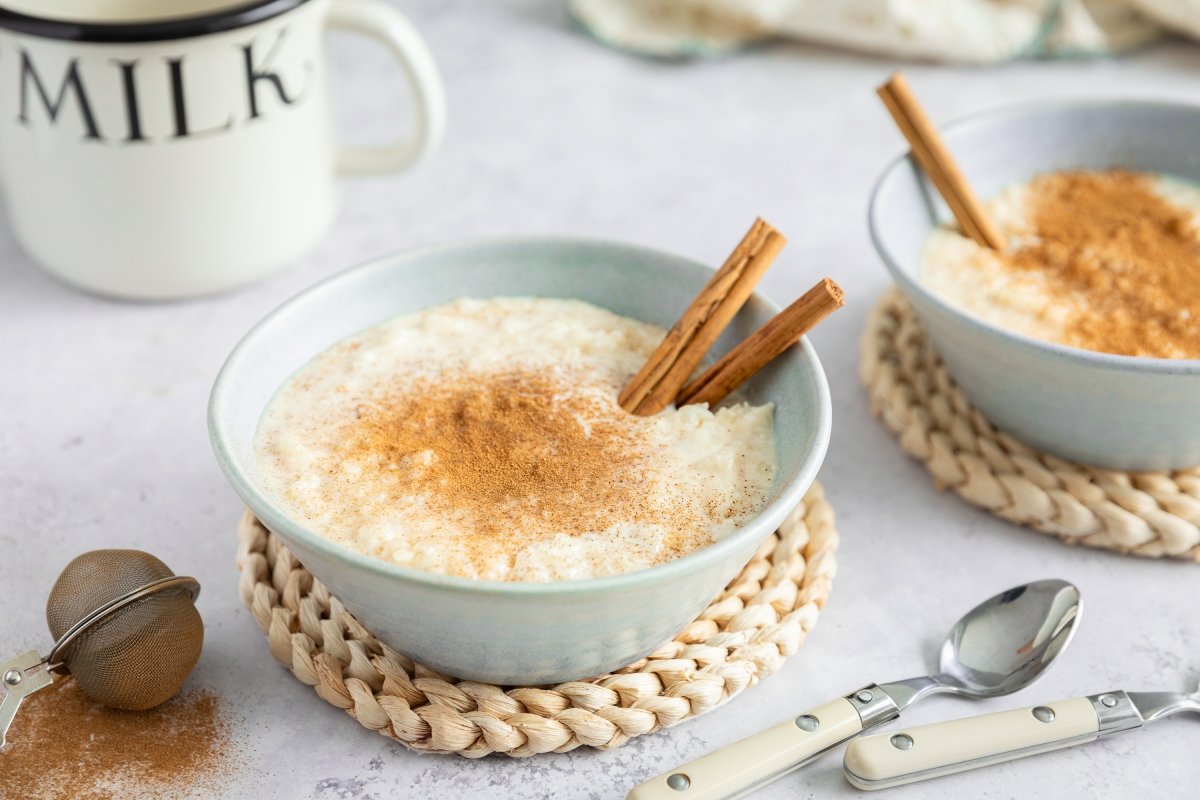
[45,550,203,711]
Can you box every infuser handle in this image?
[627,697,863,800]
[843,696,1101,791]
[0,651,55,749]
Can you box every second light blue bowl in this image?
[871,100,1200,471]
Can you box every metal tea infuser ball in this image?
[0,549,203,747]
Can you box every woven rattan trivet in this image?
[235,483,838,757]
[862,288,1200,561]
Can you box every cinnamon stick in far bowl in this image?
[676,278,844,408]
[877,72,1006,251]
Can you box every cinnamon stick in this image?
[619,218,786,416]
[877,72,1006,251]
[676,278,844,408]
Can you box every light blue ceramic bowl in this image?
[870,100,1200,471]
[209,239,831,684]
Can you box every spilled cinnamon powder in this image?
[0,679,234,800]
[345,368,699,562]
[1005,170,1200,358]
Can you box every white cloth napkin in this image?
[569,0,1172,62]
[1127,0,1200,38]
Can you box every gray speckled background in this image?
[1,2,1197,798]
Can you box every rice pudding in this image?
[920,169,1200,359]
[255,298,777,583]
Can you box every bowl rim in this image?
[208,236,832,597]
[868,96,1200,376]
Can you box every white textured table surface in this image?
[2,2,1198,798]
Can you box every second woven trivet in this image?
[235,482,838,757]
[861,288,1200,561]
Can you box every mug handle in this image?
[326,0,446,176]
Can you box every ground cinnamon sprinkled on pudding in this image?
[255,298,777,582]
[1013,170,1200,357]
[0,679,234,800]
[348,368,691,556]
[920,169,1200,359]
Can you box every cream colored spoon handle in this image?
[627,697,862,800]
[843,697,1101,791]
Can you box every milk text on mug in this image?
[14,25,312,143]
[0,0,445,299]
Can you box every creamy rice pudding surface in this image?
[255,298,777,583]
[919,169,1200,359]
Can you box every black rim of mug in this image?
[0,0,309,43]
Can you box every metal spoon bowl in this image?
[881,579,1082,709]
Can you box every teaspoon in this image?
[627,579,1081,800]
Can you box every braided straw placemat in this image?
[862,288,1200,561]
[235,483,838,757]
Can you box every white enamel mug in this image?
[0,0,445,299]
